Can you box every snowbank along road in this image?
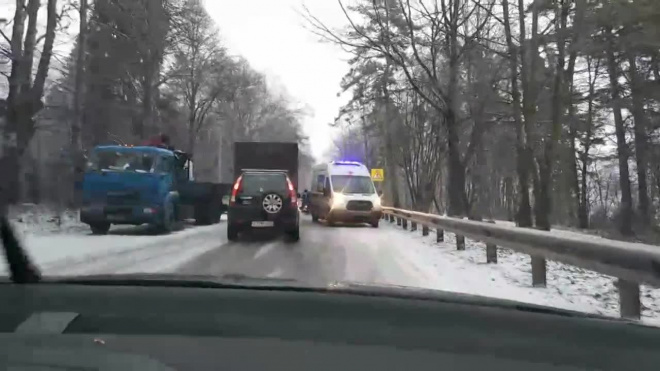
[3,214,660,325]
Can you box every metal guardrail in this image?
[382,207,660,320]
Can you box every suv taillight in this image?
[286,178,297,204]
[230,175,243,205]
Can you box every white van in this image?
[309,161,383,227]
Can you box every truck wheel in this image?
[158,201,175,233]
[194,205,211,225]
[227,223,239,241]
[90,223,110,235]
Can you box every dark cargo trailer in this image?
[233,142,299,191]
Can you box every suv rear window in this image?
[241,173,288,194]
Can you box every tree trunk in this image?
[72,0,88,206]
[445,109,466,217]
[381,60,401,208]
[628,53,650,226]
[501,0,532,227]
[2,0,57,206]
[605,29,634,236]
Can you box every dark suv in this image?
[227,169,300,242]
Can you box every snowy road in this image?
[176,217,436,288]
[19,216,452,289]
[4,213,660,324]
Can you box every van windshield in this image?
[331,175,375,194]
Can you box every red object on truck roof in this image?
[142,134,172,149]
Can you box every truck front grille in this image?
[346,200,373,211]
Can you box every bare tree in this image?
[2,0,59,206]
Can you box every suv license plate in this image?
[106,214,126,222]
[252,221,274,228]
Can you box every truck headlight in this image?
[331,193,345,208]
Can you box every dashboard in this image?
[1,282,659,370]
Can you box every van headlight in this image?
[331,193,345,208]
[373,195,381,208]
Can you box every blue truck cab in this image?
[80,145,223,234]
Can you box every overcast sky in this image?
[204,0,352,161]
[0,0,352,161]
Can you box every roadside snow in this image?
[492,219,624,243]
[378,221,660,326]
[1,205,228,276]
[8,204,87,235]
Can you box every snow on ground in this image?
[492,218,629,243]
[1,204,227,276]
[4,204,660,326]
[378,220,660,326]
[8,204,87,235]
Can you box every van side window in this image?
[316,174,325,192]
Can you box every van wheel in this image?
[370,219,379,228]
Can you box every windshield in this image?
[1,0,659,329]
[88,150,157,174]
[331,176,375,195]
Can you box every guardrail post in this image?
[456,235,465,250]
[485,220,497,263]
[437,229,444,242]
[411,221,417,231]
[402,218,408,229]
[617,279,641,319]
[531,257,546,287]
[422,225,429,236]
[396,217,401,226]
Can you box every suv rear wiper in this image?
[0,214,41,283]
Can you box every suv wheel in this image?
[227,223,239,241]
[263,193,284,214]
[286,226,300,242]
[90,222,110,235]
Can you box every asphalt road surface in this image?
[176,216,410,287]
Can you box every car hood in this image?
[39,273,625,324]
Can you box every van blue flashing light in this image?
[332,160,363,166]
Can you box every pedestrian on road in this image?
[302,189,310,208]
